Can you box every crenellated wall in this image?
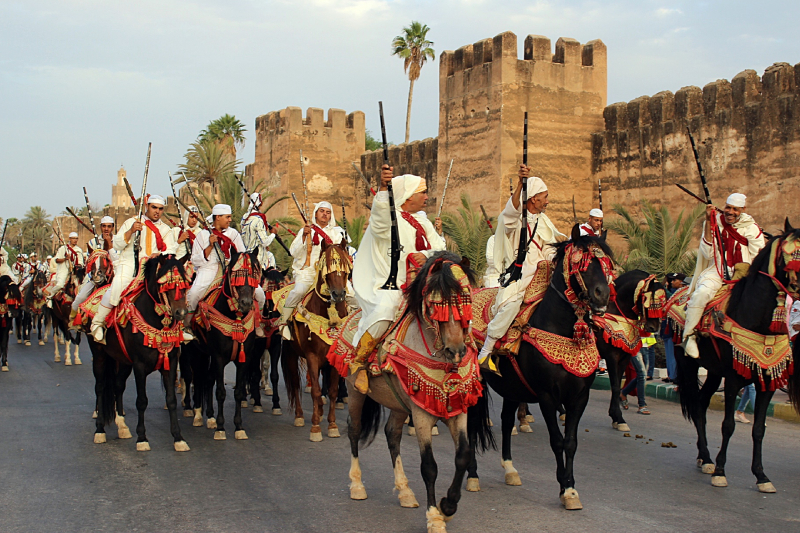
[592,62,800,236]
[360,138,438,206]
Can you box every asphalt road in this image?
[1,335,799,533]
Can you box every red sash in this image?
[246,212,270,228]
[400,211,431,251]
[143,220,167,252]
[580,224,598,237]
[312,225,333,246]
[211,229,234,259]
[719,217,754,267]
[184,228,197,247]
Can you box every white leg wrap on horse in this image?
[349,456,367,500]
[426,507,447,533]
[502,459,522,486]
[394,456,419,508]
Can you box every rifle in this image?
[291,192,314,268]
[65,207,95,236]
[178,187,227,271]
[479,205,493,230]
[572,195,578,225]
[168,171,192,257]
[378,101,402,291]
[299,151,313,268]
[133,143,151,275]
[82,187,100,244]
[675,183,722,212]
[686,128,729,280]
[0,219,8,251]
[598,179,603,212]
[231,172,291,255]
[351,162,376,196]
[340,198,349,242]
[123,177,139,207]
[500,112,530,287]
[436,159,454,219]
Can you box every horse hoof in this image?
[336,402,344,410]
[408,426,416,436]
[234,430,248,440]
[612,422,630,432]
[174,440,190,452]
[54,356,60,363]
[304,386,311,393]
[25,341,31,346]
[431,426,439,436]
[560,488,583,510]
[350,483,367,500]
[249,398,255,405]
[398,488,419,508]
[701,463,715,474]
[118,428,132,439]
[505,472,522,486]
[511,426,518,435]
[92,411,98,419]
[711,476,728,487]
[328,426,340,438]
[74,357,82,365]
[1,366,7,372]
[38,341,44,346]
[207,418,217,430]
[559,413,566,421]
[265,387,273,396]
[16,339,21,344]
[310,429,323,442]
[757,482,776,493]
[488,418,493,426]
[524,414,534,423]
[136,441,150,452]
[241,401,248,408]
[426,506,447,533]
[343,397,349,404]
[466,478,480,492]
[183,410,193,418]
[294,417,305,427]
[272,408,282,416]
[519,423,533,433]
[64,359,72,366]
[321,396,328,405]
[253,405,264,413]
[163,404,168,410]
[214,431,226,440]
[93,433,106,444]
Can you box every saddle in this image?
[272,282,343,346]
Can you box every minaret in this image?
[111,166,132,208]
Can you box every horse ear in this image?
[178,254,189,266]
[87,244,94,254]
[571,223,581,242]
[601,229,608,242]
[460,256,471,272]
[785,217,794,233]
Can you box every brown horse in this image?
[282,240,351,442]
[50,265,84,365]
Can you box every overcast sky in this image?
[1,0,797,220]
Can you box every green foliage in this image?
[439,193,494,275]
[199,114,246,158]
[177,141,240,187]
[391,21,435,83]
[365,130,381,152]
[606,200,705,278]
[347,215,368,250]
[8,207,54,257]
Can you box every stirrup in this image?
[181,328,195,343]
[91,325,107,345]
[352,367,369,394]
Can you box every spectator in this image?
[661,272,687,383]
[642,333,657,380]
[620,351,650,415]
[735,384,755,424]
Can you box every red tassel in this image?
[163,353,170,371]
[770,320,789,334]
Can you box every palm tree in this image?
[22,206,52,257]
[177,141,240,187]
[392,21,435,144]
[347,215,368,250]
[199,114,247,159]
[606,200,705,278]
[439,193,494,275]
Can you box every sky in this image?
[1,0,798,220]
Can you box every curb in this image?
[591,374,799,424]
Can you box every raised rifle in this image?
[686,128,729,280]
[168,171,192,257]
[132,143,151,276]
[500,112,531,287]
[479,205,493,230]
[675,184,723,212]
[572,195,578,225]
[178,185,227,271]
[351,162,376,196]
[231,172,292,255]
[378,101,402,291]
[123,177,140,208]
[82,187,100,244]
[436,159,454,219]
[299,151,313,268]
[341,198,349,242]
[65,207,94,236]
[598,179,604,230]
[0,219,8,250]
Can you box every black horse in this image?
[0,276,22,371]
[676,221,800,492]
[50,265,85,365]
[596,270,664,432]
[21,270,48,346]
[89,255,190,452]
[184,250,261,440]
[469,226,612,510]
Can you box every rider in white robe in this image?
[47,233,85,307]
[579,208,603,237]
[174,206,202,261]
[0,248,17,283]
[71,217,119,326]
[483,234,500,288]
[241,192,279,271]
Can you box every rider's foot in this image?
[91,325,106,345]
[684,336,700,358]
[352,367,369,394]
[255,325,265,338]
[181,328,194,343]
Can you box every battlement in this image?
[439,31,606,102]
[255,107,365,137]
[360,138,439,202]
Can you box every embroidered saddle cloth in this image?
[522,327,601,378]
[593,314,642,355]
[273,283,342,346]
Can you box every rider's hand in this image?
[381,164,394,188]
[706,204,716,222]
[303,224,312,236]
[131,220,143,232]
[270,225,279,235]
[208,234,218,244]
[518,164,531,185]
[434,217,443,234]
[410,252,427,266]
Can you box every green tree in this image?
[439,193,494,275]
[365,130,381,151]
[22,206,52,257]
[347,215,368,250]
[606,200,705,278]
[177,141,240,187]
[199,114,247,159]
[392,21,435,144]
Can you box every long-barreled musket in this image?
[686,128,729,280]
[437,159,454,219]
[479,205,493,230]
[340,198,349,242]
[231,172,291,256]
[675,184,723,212]
[180,185,227,271]
[133,143,151,275]
[123,177,139,208]
[65,207,94,235]
[351,162,377,196]
[598,179,604,231]
[572,195,578,225]
[167,172,191,257]
[82,187,100,244]
[53,218,66,259]
[0,219,9,250]
[292,192,313,268]
[299,151,313,268]
[501,112,531,287]
[379,101,402,291]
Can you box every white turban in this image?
[390,175,428,208]
[250,192,262,207]
[517,176,547,203]
[189,206,199,213]
[147,194,166,206]
[205,215,213,225]
[311,201,336,228]
[68,232,78,238]
[589,208,604,218]
[726,193,746,208]
[212,204,232,216]
[100,216,114,224]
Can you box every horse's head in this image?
[317,241,352,305]
[225,250,262,315]
[86,250,113,288]
[613,270,666,333]
[0,276,22,318]
[145,254,191,324]
[406,251,477,365]
[554,225,615,316]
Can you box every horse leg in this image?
[115,364,132,428]
[438,415,470,523]
[213,358,227,440]
[179,351,193,417]
[37,315,44,345]
[500,398,521,485]
[72,332,81,365]
[751,388,776,492]
[308,357,324,442]
[696,373,722,473]
[558,388,590,510]
[162,354,189,451]
[347,388,368,500]
[327,366,340,438]
[133,364,151,451]
[270,336,282,415]
[517,403,532,433]
[537,394,567,493]
[249,356,264,413]
[53,324,61,362]
[413,411,447,533]
[607,351,630,431]
[92,351,109,443]
[711,376,743,487]
[204,360,217,429]
[385,409,418,507]
[232,361,248,440]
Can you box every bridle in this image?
[612,274,666,327]
[314,243,352,304]
[143,259,191,327]
[221,253,260,317]
[419,257,473,353]
[87,250,113,287]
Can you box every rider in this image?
[483,234,501,288]
[579,209,603,237]
[682,193,765,358]
[90,194,178,343]
[241,192,279,271]
[350,166,446,393]
[0,248,18,283]
[20,252,38,291]
[279,200,345,338]
[70,216,119,329]
[184,204,267,338]
[477,165,566,364]
[13,254,29,285]
[175,206,202,261]
[46,232,85,307]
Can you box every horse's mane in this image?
[404,251,477,321]
[264,267,289,283]
[551,234,615,267]
[143,254,188,288]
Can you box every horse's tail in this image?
[787,342,800,415]
[467,388,496,453]
[359,395,383,447]
[280,341,301,411]
[674,343,701,422]
[101,355,117,427]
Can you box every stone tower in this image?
[437,31,607,229]
[111,167,132,208]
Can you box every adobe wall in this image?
[360,138,438,208]
[592,62,800,237]
[438,31,607,229]
[251,107,366,222]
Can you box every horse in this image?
[183,249,262,440]
[469,226,613,510]
[594,270,665,432]
[50,265,85,365]
[254,266,289,416]
[21,270,49,346]
[343,252,492,533]
[88,254,190,451]
[282,240,351,442]
[0,276,22,371]
[675,221,800,492]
